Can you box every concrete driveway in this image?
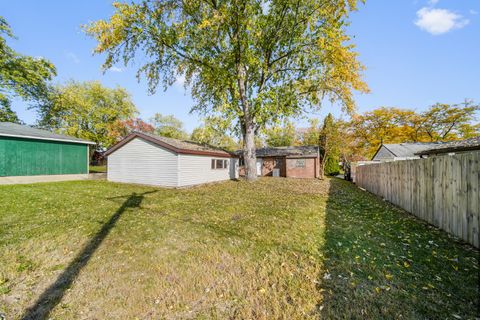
[0,173,106,185]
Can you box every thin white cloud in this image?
[65,51,80,64]
[470,9,478,15]
[415,7,469,35]
[108,66,123,73]
[428,0,439,5]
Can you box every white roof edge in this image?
[0,133,96,145]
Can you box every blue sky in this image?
[1,0,479,132]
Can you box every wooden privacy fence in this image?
[355,151,479,248]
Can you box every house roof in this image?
[104,131,232,157]
[0,122,95,145]
[235,145,319,158]
[415,137,480,155]
[375,142,442,159]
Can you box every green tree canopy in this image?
[301,118,321,145]
[419,100,479,142]
[190,117,239,151]
[35,80,137,149]
[324,155,340,176]
[264,120,296,147]
[0,16,56,123]
[319,113,342,177]
[151,113,188,139]
[0,101,22,123]
[85,0,368,180]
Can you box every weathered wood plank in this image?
[355,151,479,248]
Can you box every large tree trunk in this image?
[237,63,257,182]
[243,121,257,181]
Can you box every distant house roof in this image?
[235,146,319,158]
[372,142,441,160]
[0,122,95,145]
[416,137,480,156]
[105,131,232,157]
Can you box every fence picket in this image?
[355,151,480,248]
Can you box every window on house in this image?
[239,159,245,166]
[295,159,306,168]
[211,159,228,169]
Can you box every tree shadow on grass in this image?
[21,190,157,320]
[319,178,479,319]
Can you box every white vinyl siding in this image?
[177,154,235,187]
[372,145,395,162]
[107,137,178,187]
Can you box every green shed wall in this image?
[0,136,88,177]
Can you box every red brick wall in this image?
[238,156,318,178]
[285,157,318,178]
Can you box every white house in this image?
[105,132,238,187]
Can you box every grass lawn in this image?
[88,165,107,173]
[0,178,478,319]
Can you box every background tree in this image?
[110,118,155,141]
[190,117,239,151]
[264,120,296,147]
[458,122,480,139]
[324,155,340,176]
[85,0,368,180]
[301,116,355,172]
[418,100,479,141]
[336,119,366,161]
[319,113,342,177]
[123,118,155,134]
[0,16,56,123]
[151,113,188,139]
[35,80,137,150]
[350,102,479,158]
[300,118,321,145]
[350,107,420,157]
[0,101,22,123]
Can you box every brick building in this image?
[237,146,320,179]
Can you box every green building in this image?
[0,122,95,177]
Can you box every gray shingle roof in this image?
[0,122,95,144]
[138,131,231,156]
[416,137,480,155]
[235,146,319,158]
[105,131,232,157]
[382,143,442,158]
